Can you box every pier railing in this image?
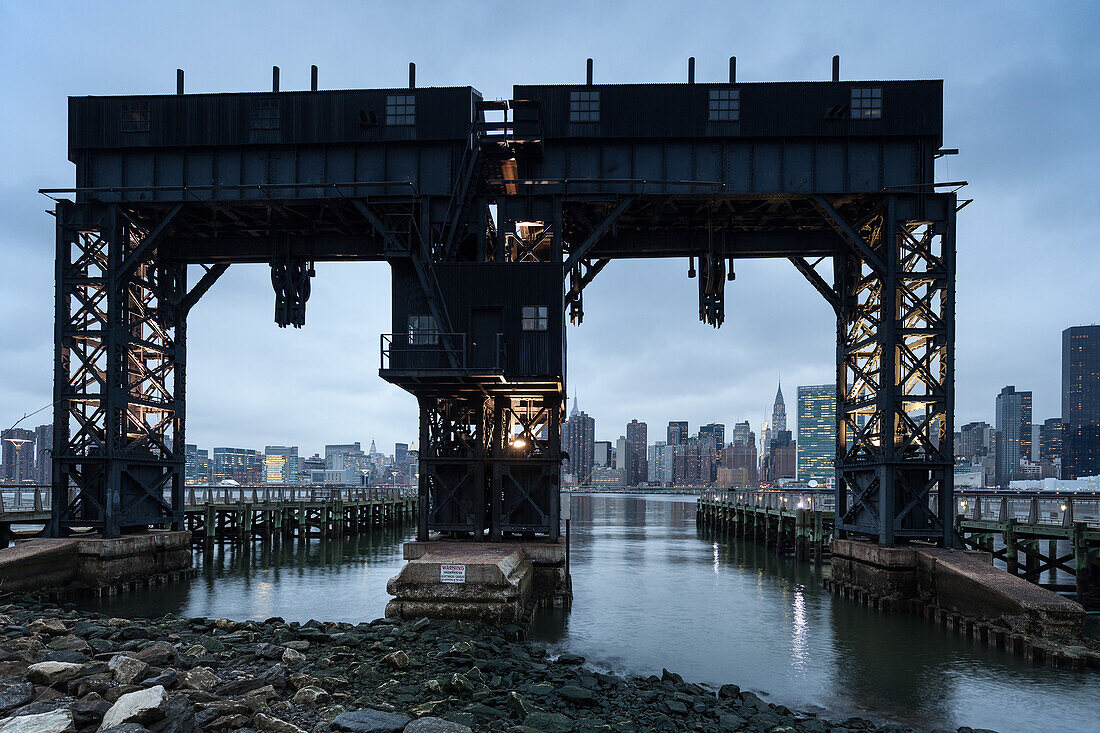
[0,482,417,517]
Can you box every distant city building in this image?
[667,421,688,446]
[590,466,624,487]
[395,443,409,464]
[1062,325,1100,479]
[562,396,595,486]
[648,442,674,485]
[771,382,788,434]
[626,419,648,485]
[310,468,366,486]
[958,421,993,460]
[593,441,611,468]
[299,454,325,482]
[185,444,211,485]
[1030,424,1041,462]
[796,384,835,486]
[1040,418,1064,464]
[34,424,52,486]
[731,421,752,448]
[263,446,299,484]
[724,441,758,487]
[615,435,628,478]
[1,428,35,484]
[764,430,795,483]
[995,386,1033,487]
[212,447,262,484]
[326,442,371,478]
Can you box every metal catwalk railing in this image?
[0,483,417,517]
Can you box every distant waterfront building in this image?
[1063,325,1100,479]
[0,428,35,484]
[593,441,611,468]
[626,420,648,485]
[995,386,1033,487]
[395,443,408,464]
[212,447,262,484]
[724,441,758,487]
[263,446,299,484]
[764,430,796,483]
[958,421,993,460]
[648,442,674,485]
[34,424,53,486]
[326,443,370,477]
[1040,418,1064,464]
[667,421,688,446]
[797,384,836,485]
[615,435,628,481]
[562,396,595,486]
[185,444,211,485]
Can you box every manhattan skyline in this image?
[1,3,1097,453]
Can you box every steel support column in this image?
[834,193,956,546]
[50,201,186,537]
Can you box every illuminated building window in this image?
[386,95,416,125]
[407,315,438,345]
[569,91,600,122]
[121,102,150,132]
[251,98,280,130]
[521,305,548,331]
[708,89,739,121]
[850,87,882,119]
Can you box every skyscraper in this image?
[34,424,53,486]
[1,428,35,484]
[1062,325,1100,479]
[730,421,752,448]
[797,384,836,485]
[615,435,628,483]
[648,442,674,485]
[995,386,1032,487]
[764,430,796,483]
[958,421,993,460]
[593,441,611,467]
[185,444,210,485]
[562,400,596,486]
[1040,418,1064,464]
[626,420,648,485]
[771,382,788,434]
[667,421,688,446]
[263,446,299,484]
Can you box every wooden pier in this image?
[696,490,833,565]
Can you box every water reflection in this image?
[74,493,1100,733]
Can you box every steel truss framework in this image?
[49,82,956,548]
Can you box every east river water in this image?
[78,494,1100,733]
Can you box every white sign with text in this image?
[440,564,466,583]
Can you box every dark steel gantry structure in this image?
[46,60,959,546]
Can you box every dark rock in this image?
[660,668,683,685]
[0,681,35,713]
[134,642,177,667]
[558,685,597,707]
[718,683,741,699]
[142,670,179,689]
[72,693,112,726]
[100,725,153,733]
[523,711,574,732]
[553,652,585,666]
[147,694,200,733]
[255,643,283,660]
[42,649,88,664]
[330,708,411,732]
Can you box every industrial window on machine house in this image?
[522,306,548,331]
[850,87,882,119]
[386,95,416,125]
[708,89,740,121]
[120,102,150,132]
[407,315,438,345]
[569,91,600,122]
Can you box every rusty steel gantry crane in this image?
[45,58,959,547]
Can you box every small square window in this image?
[850,88,882,120]
[386,94,416,126]
[251,99,280,130]
[708,89,740,122]
[121,102,150,132]
[521,305,548,331]
[569,90,600,123]
[408,315,438,345]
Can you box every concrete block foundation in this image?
[0,531,192,596]
[827,539,1086,661]
[386,539,571,626]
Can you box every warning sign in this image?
[440,564,466,583]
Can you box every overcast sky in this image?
[1,2,1097,456]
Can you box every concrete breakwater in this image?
[0,599,1000,733]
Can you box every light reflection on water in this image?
[75,493,1100,733]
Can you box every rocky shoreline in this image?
[0,598,996,733]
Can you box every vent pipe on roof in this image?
[409,62,416,88]
[729,57,736,83]
[832,55,840,82]
[311,65,318,91]
[272,66,280,92]
[688,57,695,84]
[176,69,184,95]
[586,58,593,85]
